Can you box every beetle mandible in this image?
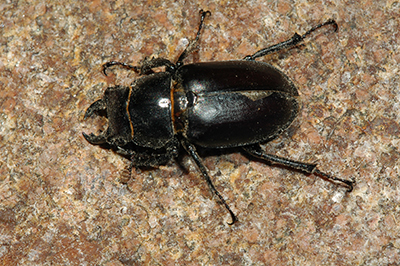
[83,10,354,224]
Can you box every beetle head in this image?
[83,86,132,148]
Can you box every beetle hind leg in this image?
[243,144,355,192]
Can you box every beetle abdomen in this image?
[175,61,299,148]
[187,89,298,148]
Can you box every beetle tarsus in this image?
[312,169,355,192]
[302,19,338,38]
[182,139,238,225]
[244,19,338,60]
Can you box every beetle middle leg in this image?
[244,19,338,61]
[181,139,237,225]
[175,10,211,67]
[243,144,355,192]
[102,10,211,76]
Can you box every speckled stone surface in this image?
[1,0,399,265]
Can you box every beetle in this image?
[83,10,354,224]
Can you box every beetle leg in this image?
[175,10,211,67]
[244,19,338,61]
[181,139,238,225]
[103,10,211,75]
[243,144,355,192]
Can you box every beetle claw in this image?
[344,178,356,192]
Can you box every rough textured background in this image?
[1,0,399,265]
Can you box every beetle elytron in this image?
[83,10,354,224]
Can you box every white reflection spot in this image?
[158,98,170,108]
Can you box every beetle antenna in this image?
[176,10,211,67]
[181,139,238,225]
[102,61,140,76]
[244,19,338,61]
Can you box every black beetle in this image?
[83,10,354,224]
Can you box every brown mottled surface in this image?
[1,0,399,265]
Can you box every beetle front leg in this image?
[181,139,237,225]
[244,19,337,61]
[102,57,176,76]
[138,57,176,73]
[243,144,355,192]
